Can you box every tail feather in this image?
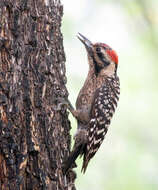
[62,144,83,174]
[81,153,90,173]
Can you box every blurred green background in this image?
[62,0,158,189]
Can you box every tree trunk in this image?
[0,0,76,189]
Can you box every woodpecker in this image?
[59,33,120,174]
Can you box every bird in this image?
[58,33,120,174]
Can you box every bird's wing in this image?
[82,79,119,173]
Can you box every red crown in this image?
[95,43,118,64]
[106,49,118,64]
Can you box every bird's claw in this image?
[53,97,69,111]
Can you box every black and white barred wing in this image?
[82,81,120,172]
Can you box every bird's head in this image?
[77,33,118,76]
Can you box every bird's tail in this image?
[81,153,90,173]
[62,144,84,175]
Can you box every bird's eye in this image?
[96,47,101,52]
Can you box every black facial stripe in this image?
[97,52,104,60]
[97,52,110,67]
[92,56,102,76]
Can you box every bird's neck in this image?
[99,62,116,77]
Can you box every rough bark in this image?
[0,0,76,189]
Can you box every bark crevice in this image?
[0,1,76,189]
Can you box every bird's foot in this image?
[54,97,75,112]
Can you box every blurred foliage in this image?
[62,0,158,189]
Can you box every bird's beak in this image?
[77,33,93,53]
